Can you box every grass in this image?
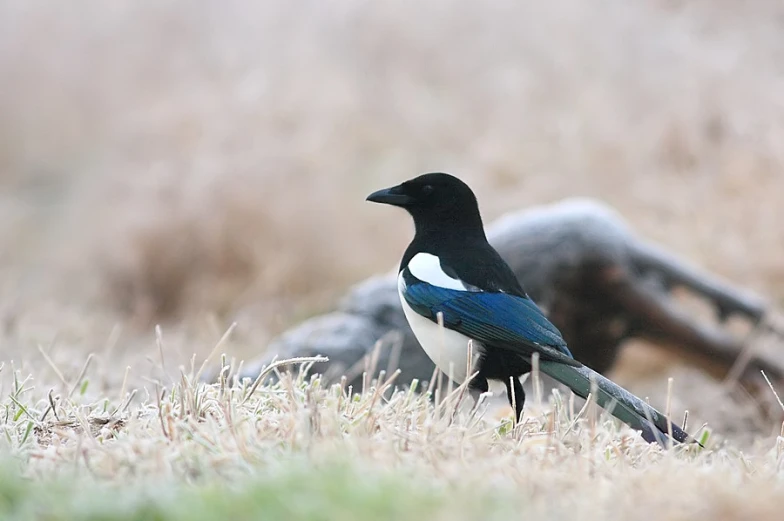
[0,459,486,521]
[1,347,784,521]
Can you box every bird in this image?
[366,172,694,446]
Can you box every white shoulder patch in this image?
[406,252,466,291]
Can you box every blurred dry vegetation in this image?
[1,0,784,402]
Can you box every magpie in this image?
[367,172,694,446]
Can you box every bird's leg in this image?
[505,376,526,424]
[468,376,489,412]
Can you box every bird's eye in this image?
[422,184,434,196]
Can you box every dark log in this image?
[221,198,783,392]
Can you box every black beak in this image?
[366,184,415,206]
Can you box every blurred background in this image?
[1,0,783,424]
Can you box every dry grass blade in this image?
[47,389,59,422]
[435,312,446,411]
[723,324,764,387]
[384,332,404,378]
[155,325,171,384]
[562,392,593,440]
[531,352,541,407]
[436,370,479,422]
[36,344,68,389]
[241,356,328,404]
[68,353,94,398]
[666,377,674,450]
[194,322,238,384]
[761,371,784,413]
[118,366,131,403]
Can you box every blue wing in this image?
[400,273,577,365]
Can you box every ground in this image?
[1,1,784,519]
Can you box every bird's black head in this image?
[366,173,485,239]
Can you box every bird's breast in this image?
[397,275,480,384]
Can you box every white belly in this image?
[398,284,477,384]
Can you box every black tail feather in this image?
[537,360,699,447]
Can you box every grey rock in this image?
[224,198,782,393]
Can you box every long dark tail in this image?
[537,360,698,446]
